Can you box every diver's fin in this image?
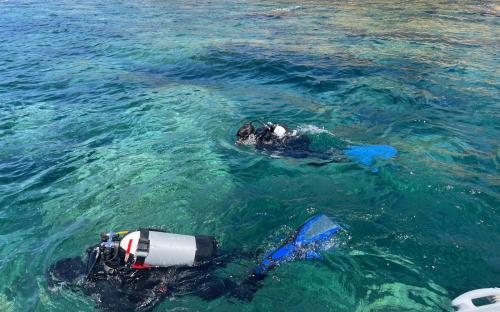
[255,214,343,274]
[305,251,322,260]
[344,145,397,166]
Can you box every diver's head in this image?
[236,123,256,145]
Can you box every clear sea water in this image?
[0,0,499,311]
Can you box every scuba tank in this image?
[87,229,217,276]
[119,230,216,268]
[272,124,287,138]
[248,120,288,140]
[263,122,287,139]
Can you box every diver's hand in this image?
[229,273,266,302]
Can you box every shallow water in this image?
[0,0,499,311]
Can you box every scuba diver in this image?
[236,120,312,158]
[236,120,397,169]
[47,215,346,312]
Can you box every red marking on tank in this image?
[125,239,133,262]
[132,263,150,269]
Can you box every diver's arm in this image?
[228,272,267,301]
[190,247,268,302]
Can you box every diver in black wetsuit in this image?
[47,230,263,312]
[236,121,398,167]
[236,121,315,159]
[47,252,261,312]
[47,215,345,312]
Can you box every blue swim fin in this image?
[344,145,397,167]
[255,215,343,274]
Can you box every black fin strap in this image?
[135,229,150,264]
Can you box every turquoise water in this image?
[0,0,499,311]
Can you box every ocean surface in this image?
[0,0,499,311]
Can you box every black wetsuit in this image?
[252,126,344,163]
[47,248,264,312]
[253,126,313,158]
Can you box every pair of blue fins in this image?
[255,214,344,274]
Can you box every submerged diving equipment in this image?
[452,288,500,312]
[255,214,343,274]
[87,229,217,276]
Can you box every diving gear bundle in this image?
[86,215,343,279]
[86,229,217,277]
[49,214,347,312]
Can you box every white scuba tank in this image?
[273,125,287,138]
[119,230,216,267]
